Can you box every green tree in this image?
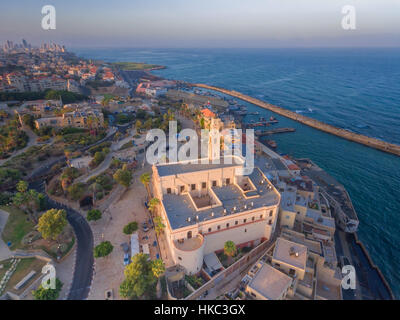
[123,221,138,235]
[67,183,85,200]
[154,216,165,236]
[119,253,156,299]
[113,168,132,188]
[32,278,63,300]
[151,258,165,298]
[38,209,68,241]
[140,172,151,197]
[87,209,102,221]
[148,198,160,215]
[94,241,113,258]
[16,180,28,193]
[135,120,142,131]
[224,240,237,257]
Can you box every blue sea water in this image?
[73,47,400,298]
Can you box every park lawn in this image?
[111,62,164,71]
[4,257,46,295]
[0,205,35,250]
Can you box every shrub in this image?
[87,209,102,221]
[123,221,138,235]
[94,241,113,258]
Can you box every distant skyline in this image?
[1,0,400,48]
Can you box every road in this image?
[31,180,94,300]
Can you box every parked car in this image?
[121,242,130,254]
[142,236,149,241]
[152,240,157,247]
[124,253,130,266]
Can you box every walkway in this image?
[0,209,12,261]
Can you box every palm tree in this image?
[154,216,165,236]
[151,259,165,299]
[224,240,237,258]
[140,172,151,197]
[148,198,160,216]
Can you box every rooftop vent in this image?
[211,212,215,217]
[187,217,191,222]
[195,215,199,221]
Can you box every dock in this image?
[255,128,295,137]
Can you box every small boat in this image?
[266,140,277,149]
[270,116,276,121]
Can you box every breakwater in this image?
[193,83,400,157]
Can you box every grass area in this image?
[4,257,46,294]
[111,62,164,71]
[0,205,35,250]
[0,258,12,280]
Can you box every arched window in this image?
[187,231,192,239]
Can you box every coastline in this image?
[191,83,400,157]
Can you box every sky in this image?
[0,0,399,48]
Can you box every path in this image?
[0,209,12,261]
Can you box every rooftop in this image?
[273,237,308,271]
[247,263,292,300]
[162,167,280,230]
[156,156,244,177]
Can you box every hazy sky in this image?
[0,0,399,47]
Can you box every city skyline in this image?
[1,0,400,48]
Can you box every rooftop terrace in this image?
[162,167,280,230]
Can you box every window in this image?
[187,231,192,239]
[243,219,247,223]
[269,210,273,217]
[252,216,255,221]
[180,185,185,193]
[244,229,247,233]
[268,220,272,225]
[167,188,171,194]
[235,220,238,225]
[202,182,207,189]
[226,178,230,185]
[226,223,230,228]
[191,184,196,191]
[208,227,212,232]
[212,180,217,187]
[217,225,221,230]
[260,214,263,219]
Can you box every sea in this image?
[72,47,400,298]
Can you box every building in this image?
[152,154,281,274]
[34,108,104,129]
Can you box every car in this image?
[120,242,130,254]
[153,240,157,247]
[142,235,149,241]
[156,253,160,259]
[123,253,130,266]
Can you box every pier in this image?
[255,128,295,137]
[192,83,400,157]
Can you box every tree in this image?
[67,183,85,200]
[119,253,156,299]
[224,240,237,257]
[94,241,114,258]
[32,278,63,300]
[154,216,165,236]
[87,209,102,221]
[140,172,151,197]
[123,221,138,235]
[16,180,28,193]
[148,198,160,215]
[151,258,165,298]
[38,209,68,241]
[113,168,132,188]
[135,120,142,131]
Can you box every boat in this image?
[266,140,277,149]
[270,116,276,121]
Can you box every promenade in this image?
[193,83,400,157]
